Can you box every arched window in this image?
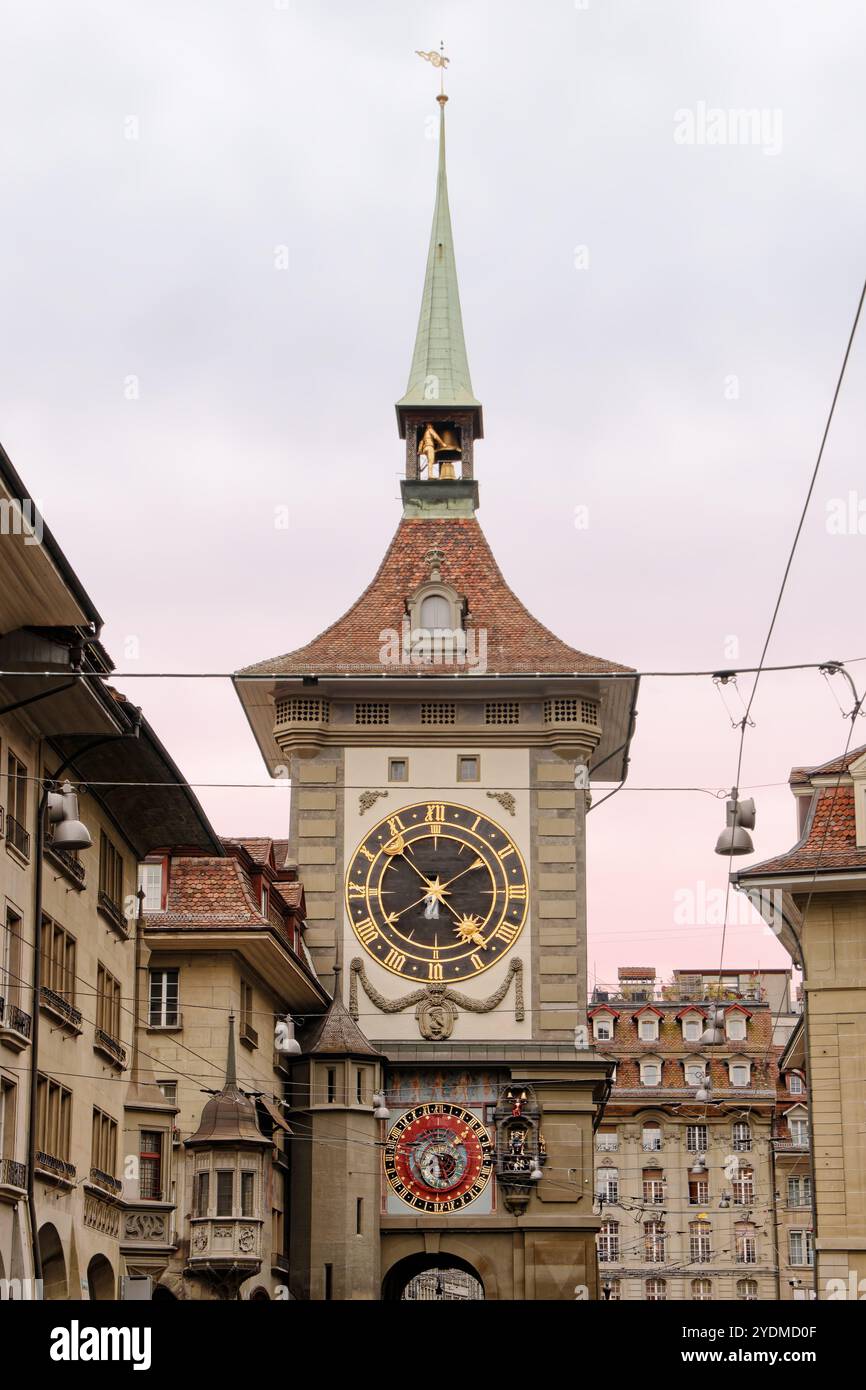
[645,1277,666,1301]
[737,1278,758,1300]
[691,1277,712,1300]
[641,1122,662,1152]
[419,594,452,630]
[597,1221,619,1263]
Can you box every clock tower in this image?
[236,87,638,1300]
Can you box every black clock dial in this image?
[346,800,528,982]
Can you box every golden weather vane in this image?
[416,41,449,100]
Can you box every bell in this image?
[438,428,462,454]
[51,818,92,852]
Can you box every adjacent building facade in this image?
[735,747,866,1299]
[591,965,790,1301]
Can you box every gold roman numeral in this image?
[347,883,365,899]
[493,922,520,944]
[355,918,378,945]
[384,948,406,972]
[387,815,406,837]
[428,961,444,981]
[507,884,527,901]
[470,953,484,971]
[359,845,376,863]
[499,844,515,860]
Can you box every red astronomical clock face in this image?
[383,1103,494,1213]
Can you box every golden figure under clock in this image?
[345,800,529,982]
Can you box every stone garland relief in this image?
[359,790,388,815]
[350,956,524,1038]
[486,790,516,817]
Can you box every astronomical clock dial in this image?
[383,1103,494,1212]
[345,800,529,982]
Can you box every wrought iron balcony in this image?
[0,996,32,1043]
[94,1028,127,1068]
[36,1151,76,1183]
[0,1157,27,1192]
[6,815,30,860]
[44,837,86,887]
[40,986,83,1032]
[89,1167,123,1196]
[97,890,129,937]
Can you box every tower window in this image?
[354,702,390,725]
[484,701,520,725]
[388,758,408,782]
[457,755,479,782]
[419,594,453,630]
[327,1069,337,1103]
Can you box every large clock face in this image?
[346,800,529,982]
[384,1103,494,1212]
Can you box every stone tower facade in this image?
[236,91,638,1300]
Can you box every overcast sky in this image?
[3,0,865,987]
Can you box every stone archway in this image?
[38,1224,67,1300]
[382,1251,484,1302]
[86,1254,115,1300]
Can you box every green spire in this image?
[396,97,482,425]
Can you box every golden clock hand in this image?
[435,857,486,893]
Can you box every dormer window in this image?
[419,593,452,629]
[787,1071,804,1095]
[685,1061,707,1088]
[680,1011,704,1043]
[634,1008,661,1042]
[640,1057,662,1086]
[725,1010,748,1041]
[728,1059,752,1087]
[590,1007,619,1042]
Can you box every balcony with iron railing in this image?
[97,890,129,937]
[6,815,30,861]
[0,995,32,1050]
[88,1167,123,1197]
[44,836,86,889]
[40,986,83,1033]
[35,1151,76,1185]
[0,1157,27,1200]
[93,1027,128,1069]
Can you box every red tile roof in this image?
[238,516,633,677]
[145,857,268,928]
[738,782,866,877]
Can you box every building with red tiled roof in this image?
[733,745,866,1298]
[227,86,637,1304]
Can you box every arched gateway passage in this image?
[383,1253,484,1302]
